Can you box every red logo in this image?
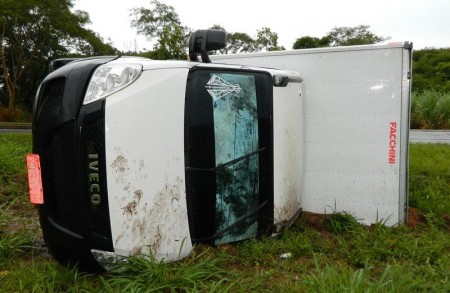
[388,122,397,164]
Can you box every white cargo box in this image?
[213,43,412,226]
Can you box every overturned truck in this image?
[27,30,412,271]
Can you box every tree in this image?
[326,25,388,47]
[0,0,117,112]
[292,25,387,49]
[293,36,331,49]
[255,27,285,51]
[211,25,284,54]
[208,25,254,54]
[293,36,320,49]
[226,32,256,54]
[412,48,450,93]
[130,0,189,59]
[71,29,117,57]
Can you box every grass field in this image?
[0,133,449,292]
[411,90,450,129]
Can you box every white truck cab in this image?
[30,30,304,271]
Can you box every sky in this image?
[73,0,450,52]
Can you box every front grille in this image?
[49,131,70,226]
[85,115,112,240]
[38,78,65,120]
[37,77,71,227]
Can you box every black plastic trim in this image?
[184,67,274,245]
[32,57,117,270]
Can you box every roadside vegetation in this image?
[0,133,449,292]
[412,48,450,94]
[2,0,449,129]
[0,107,32,123]
[411,90,450,129]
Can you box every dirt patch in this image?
[122,200,138,215]
[407,207,426,227]
[443,214,450,232]
[302,208,430,230]
[217,244,237,256]
[134,190,143,201]
[301,211,328,232]
[111,154,128,173]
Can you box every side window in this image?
[185,68,273,245]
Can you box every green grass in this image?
[409,143,450,218]
[101,247,236,292]
[1,259,100,293]
[0,133,31,204]
[411,90,450,129]
[0,133,449,292]
[0,133,35,269]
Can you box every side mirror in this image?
[189,29,227,63]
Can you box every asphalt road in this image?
[409,130,450,144]
[0,123,32,134]
[0,128,32,134]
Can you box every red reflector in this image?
[26,154,44,204]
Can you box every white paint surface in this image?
[213,44,411,225]
[105,66,193,260]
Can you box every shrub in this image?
[0,106,32,122]
[410,90,450,129]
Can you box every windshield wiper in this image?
[186,147,266,173]
[212,200,267,239]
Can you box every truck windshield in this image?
[185,68,274,245]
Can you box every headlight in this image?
[91,249,127,271]
[83,63,142,104]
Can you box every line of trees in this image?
[128,1,388,58]
[1,0,448,121]
[0,0,118,116]
[412,48,450,93]
[128,1,286,59]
